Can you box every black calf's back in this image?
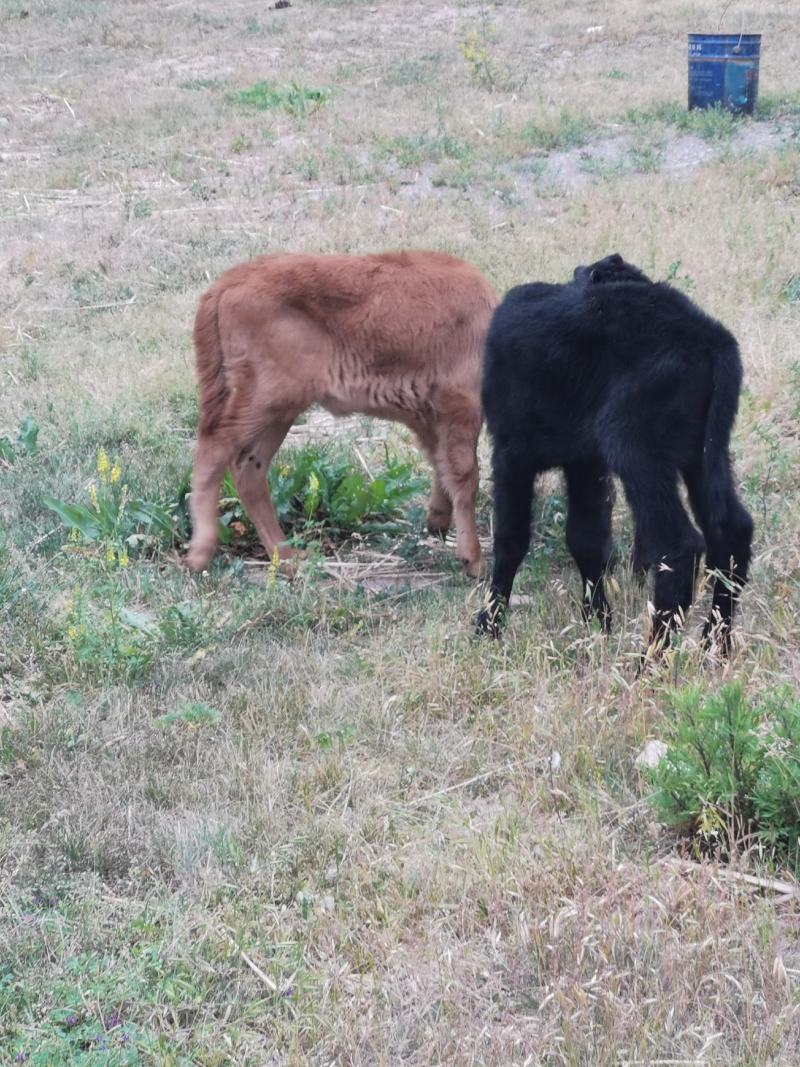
[479,257,753,651]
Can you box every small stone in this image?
[635,739,668,769]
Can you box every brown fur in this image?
[186,251,498,576]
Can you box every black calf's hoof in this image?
[701,620,733,656]
[475,606,503,638]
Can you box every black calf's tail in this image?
[703,335,742,524]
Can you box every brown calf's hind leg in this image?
[231,416,298,565]
[436,401,483,578]
[414,426,453,536]
[186,432,236,571]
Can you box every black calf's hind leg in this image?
[683,463,754,650]
[476,448,536,636]
[564,461,615,632]
[619,463,706,651]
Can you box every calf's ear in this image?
[609,253,623,265]
[590,268,599,282]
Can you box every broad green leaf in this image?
[42,496,102,540]
[16,416,39,455]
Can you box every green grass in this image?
[376,131,474,168]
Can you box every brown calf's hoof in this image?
[426,508,452,537]
[463,556,486,579]
[184,547,215,573]
[427,521,451,538]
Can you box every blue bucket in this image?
[688,33,761,114]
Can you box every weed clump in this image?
[231,80,330,117]
[520,110,589,152]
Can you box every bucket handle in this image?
[716,1,746,51]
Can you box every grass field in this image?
[2,1,800,1063]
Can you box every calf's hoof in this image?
[275,557,300,580]
[426,510,452,537]
[462,556,486,579]
[184,545,215,572]
[700,618,732,656]
[475,605,503,638]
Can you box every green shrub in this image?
[646,683,800,871]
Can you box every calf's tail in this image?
[703,334,743,523]
[194,286,228,436]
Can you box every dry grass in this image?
[2,0,800,1063]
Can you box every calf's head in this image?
[573,253,652,286]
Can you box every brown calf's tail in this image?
[194,286,228,435]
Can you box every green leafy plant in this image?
[646,683,800,871]
[62,577,155,681]
[665,259,695,292]
[231,80,331,117]
[217,443,427,549]
[43,448,177,563]
[781,275,800,304]
[0,415,38,464]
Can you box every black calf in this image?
[477,255,753,652]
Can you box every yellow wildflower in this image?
[268,546,281,588]
[67,625,79,640]
[89,483,99,509]
[118,548,129,568]
[105,545,116,565]
[110,462,121,484]
[97,448,110,480]
[69,527,80,542]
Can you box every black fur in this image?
[476,256,753,653]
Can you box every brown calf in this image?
[186,250,498,576]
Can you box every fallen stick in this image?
[662,857,798,898]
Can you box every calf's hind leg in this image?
[435,397,484,577]
[231,414,299,563]
[564,461,615,632]
[682,462,754,649]
[476,447,536,635]
[414,425,453,536]
[186,432,236,572]
[618,461,705,651]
